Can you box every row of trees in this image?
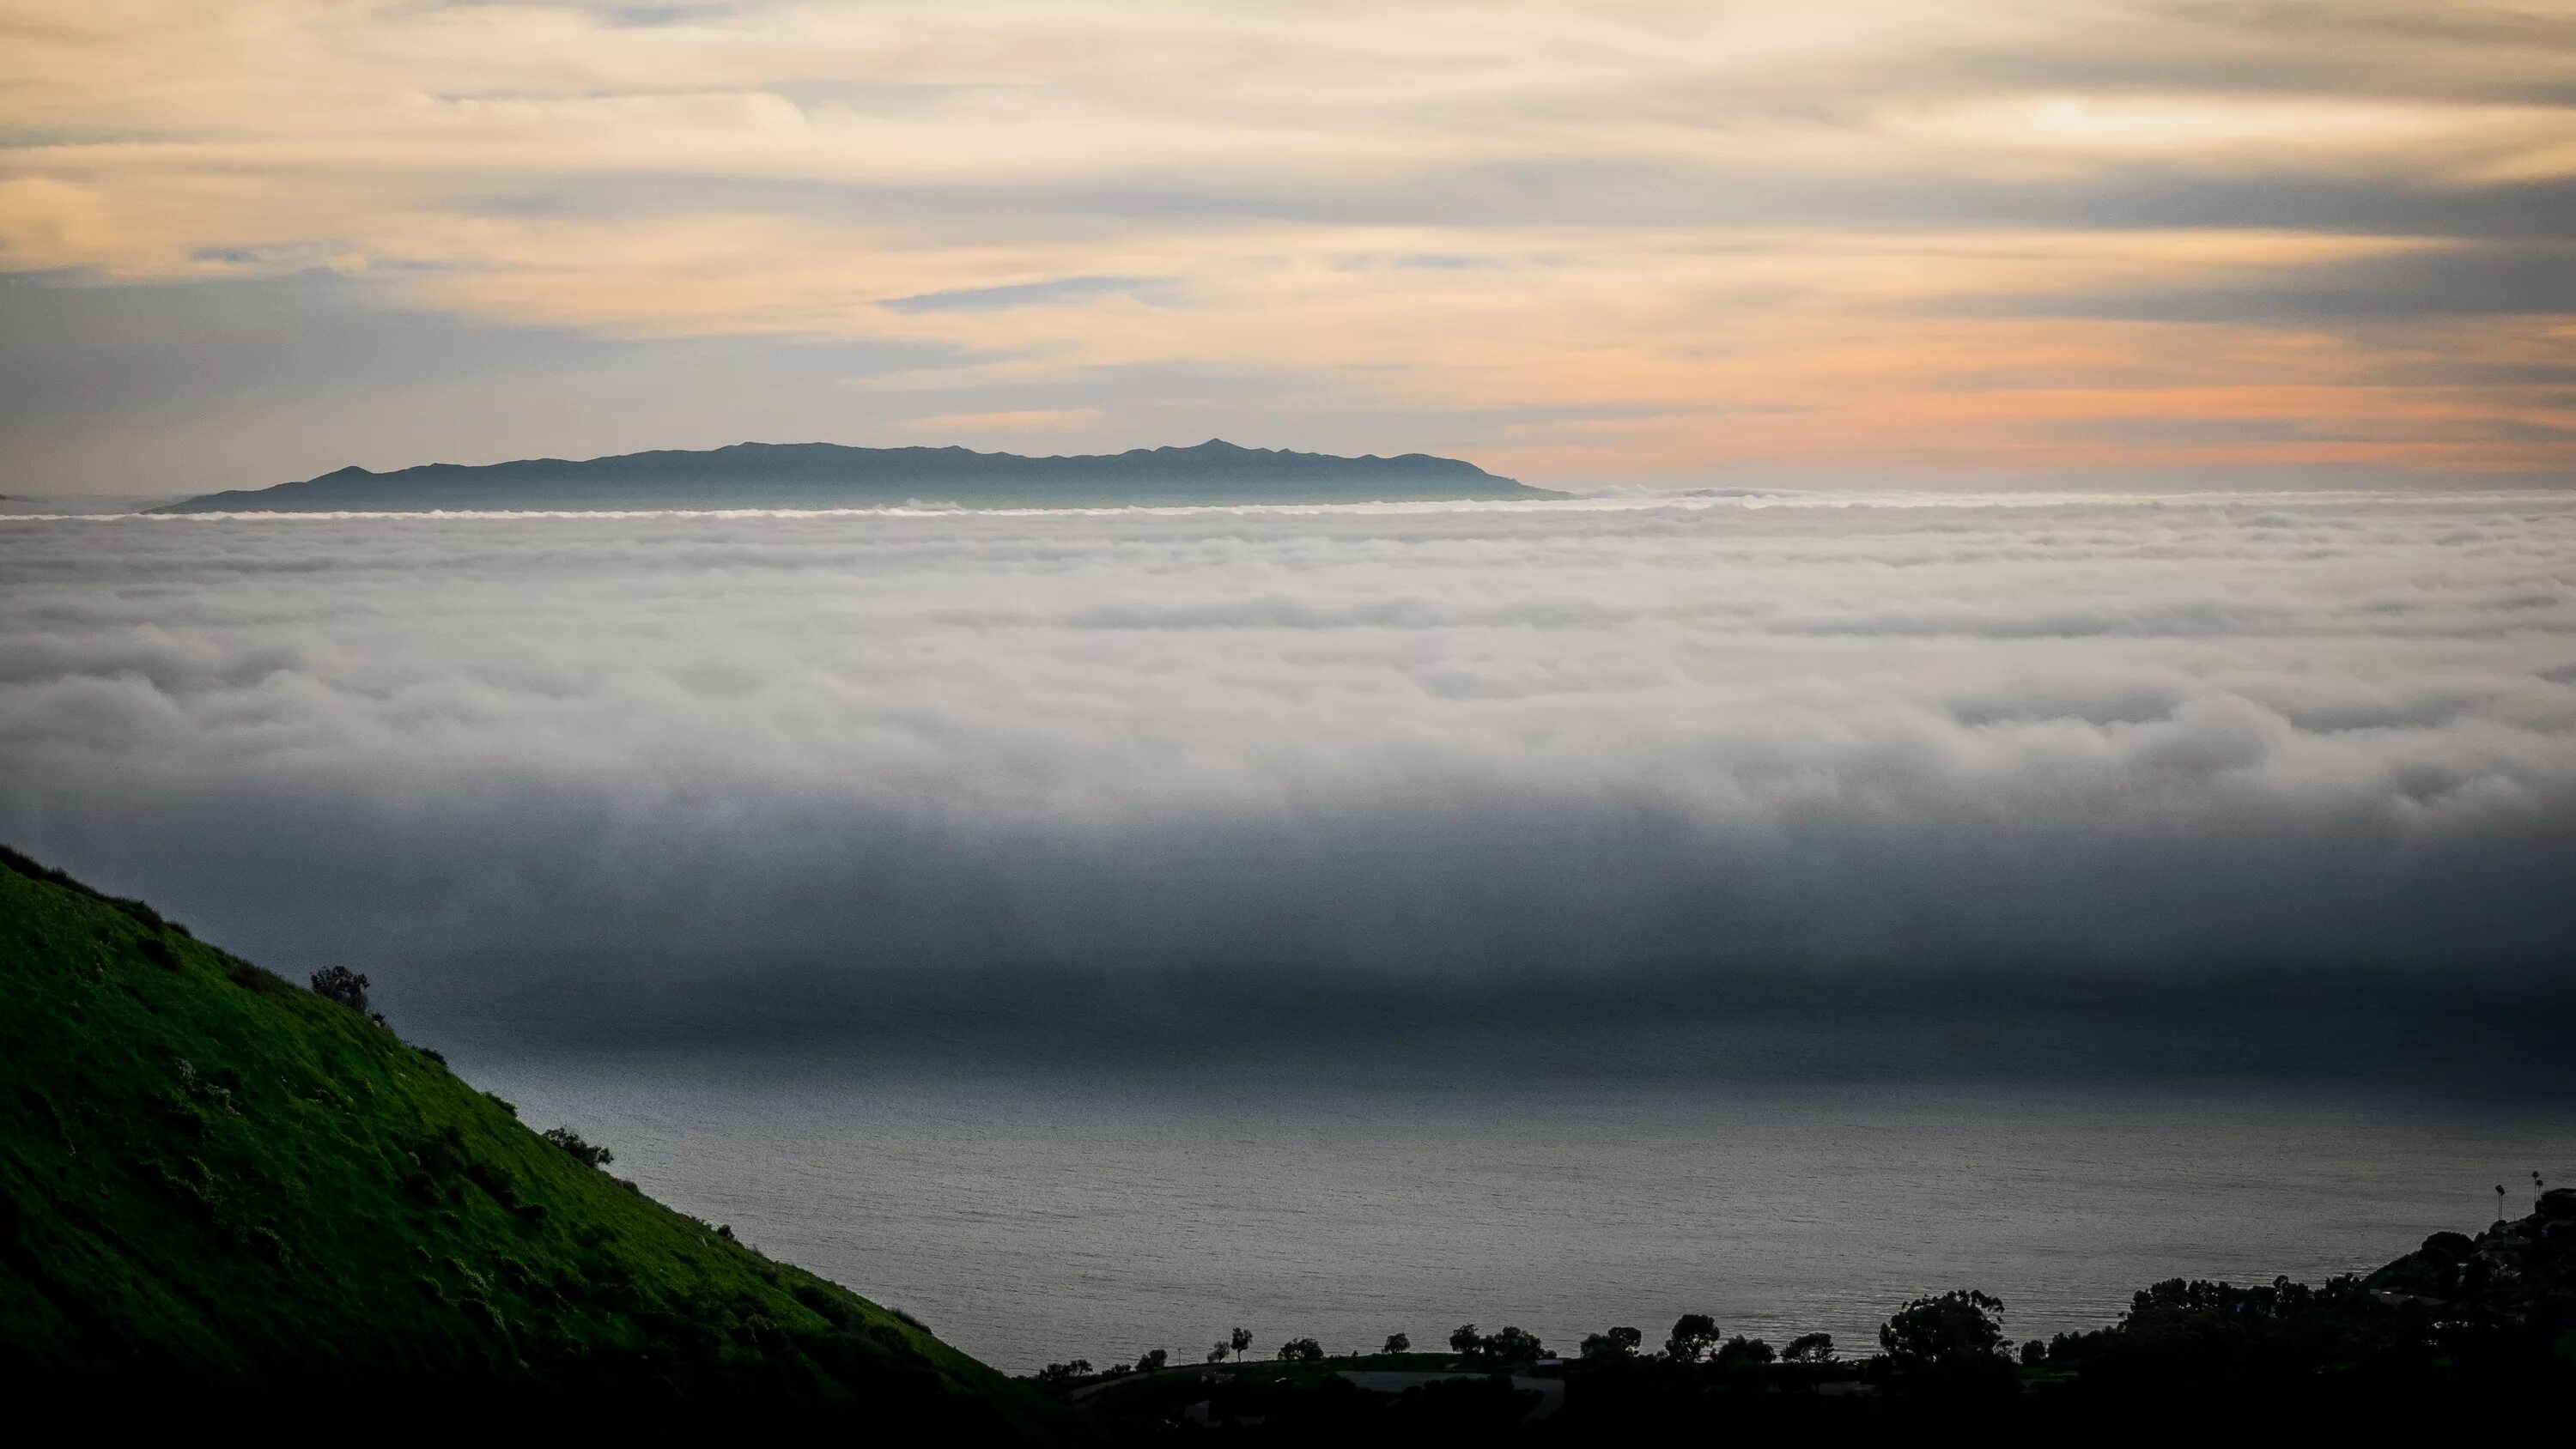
[1446,1323,1544,1361]
[1572,1316,1838,1367]
[1043,1290,2011,1389]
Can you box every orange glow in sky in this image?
[2,1,2571,492]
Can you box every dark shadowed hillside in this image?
[0,846,1066,1432]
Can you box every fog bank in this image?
[4,490,2573,1040]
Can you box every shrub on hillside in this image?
[465,1160,521,1210]
[412,1125,468,1181]
[794,1283,860,1329]
[308,965,370,1013]
[541,1127,614,1169]
[227,957,295,996]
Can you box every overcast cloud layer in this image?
[4,494,2573,1040]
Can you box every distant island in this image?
[152,439,1564,512]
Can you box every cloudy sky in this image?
[4,1,2574,496]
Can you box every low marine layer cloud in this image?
[4,494,2573,1040]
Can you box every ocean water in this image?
[456,1031,2571,1374]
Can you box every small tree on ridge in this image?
[309,965,370,1013]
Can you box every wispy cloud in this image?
[881,276,1163,313]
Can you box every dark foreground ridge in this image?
[153,439,1562,512]
[1045,1197,2575,1440]
[0,846,1067,1434]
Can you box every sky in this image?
[8,492,2572,1046]
[3,0,2574,497]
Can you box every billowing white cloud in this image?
[4,492,2572,1034]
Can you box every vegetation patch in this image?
[0,846,1064,1435]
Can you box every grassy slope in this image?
[0,850,1060,1429]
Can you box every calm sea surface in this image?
[456,1034,2569,1374]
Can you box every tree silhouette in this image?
[1449,1324,1481,1358]
[1714,1335,1774,1368]
[1382,1332,1410,1354]
[1036,1359,1092,1385]
[1879,1289,2012,1385]
[1206,1342,1229,1365]
[1783,1332,1835,1364]
[1664,1313,1719,1362]
[1581,1326,1643,1361]
[1229,1326,1253,1362]
[1485,1325,1544,1362]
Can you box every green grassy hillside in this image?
[0,846,1060,1430]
